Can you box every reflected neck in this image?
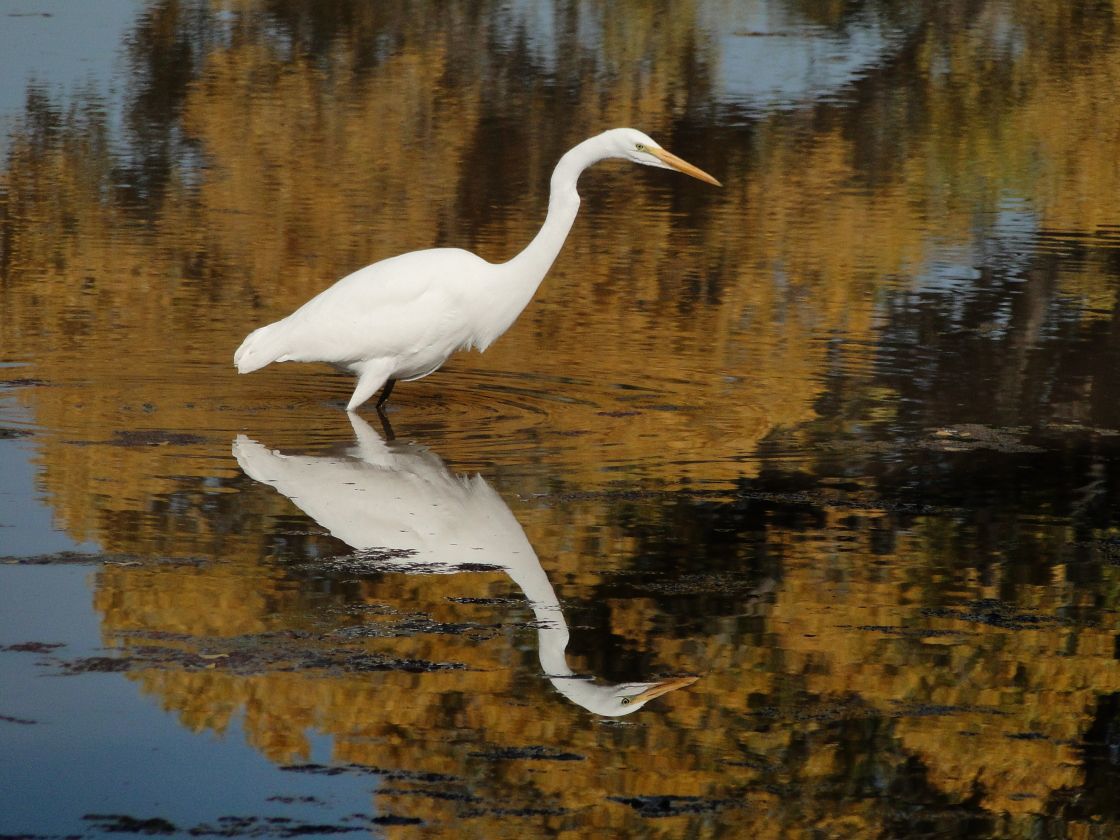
[501,552,574,678]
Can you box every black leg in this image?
[376,405,396,441]
[376,378,397,408]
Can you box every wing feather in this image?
[273,248,490,367]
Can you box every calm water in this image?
[2,1,1120,837]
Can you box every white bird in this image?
[233,413,698,716]
[234,128,720,411]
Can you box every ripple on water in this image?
[2,338,785,495]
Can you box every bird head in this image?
[556,674,699,717]
[603,128,722,187]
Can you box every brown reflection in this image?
[3,0,1120,834]
[2,1,1118,505]
[89,458,1120,834]
[234,413,698,716]
[764,534,1120,817]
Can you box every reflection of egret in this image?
[234,128,720,411]
[233,414,697,716]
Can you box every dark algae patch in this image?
[47,642,468,677]
[82,814,177,834]
[1,641,65,653]
[0,551,204,567]
[66,430,210,447]
[329,614,497,641]
[468,745,586,761]
[369,815,423,826]
[609,795,741,818]
[921,599,1067,631]
[281,763,458,785]
[0,713,38,725]
[60,656,133,674]
[81,813,391,836]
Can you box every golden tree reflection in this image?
[3,0,1120,835]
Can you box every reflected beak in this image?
[650,147,722,187]
[631,675,699,704]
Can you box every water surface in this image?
[2,1,1120,837]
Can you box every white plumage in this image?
[234,128,720,411]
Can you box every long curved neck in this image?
[474,136,609,350]
[505,137,605,276]
[500,552,574,678]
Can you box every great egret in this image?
[234,128,720,411]
[233,414,698,716]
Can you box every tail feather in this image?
[234,322,286,374]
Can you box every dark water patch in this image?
[379,787,480,804]
[1,551,132,566]
[0,377,47,388]
[1,551,205,567]
[265,796,321,805]
[750,695,872,724]
[369,814,424,826]
[314,547,415,565]
[1052,692,1120,824]
[916,424,1045,454]
[1076,537,1120,566]
[302,549,504,577]
[921,599,1068,631]
[460,804,569,818]
[305,653,467,673]
[65,430,210,447]
[187,816,364,836]
[279,764,359,777]
[608,795,740,818]
[888,702,1008,719]
[468,745,585,761]
[280,763,459,785]
[61,656,132,674]
[851,624,968,639]
[550,484,943,518]
[50,637,469,677]
[82,814,177,834]
[719,752,775,771]
[2,641,65,653]
[81,813,379,836]
[1081,692,1120,764]
[617,571,775,596]
[0,426,32,438]
[329,615,498,641]
[109,629,199,644]
[0,713,38,725]
[327,602,398,617]
[449,562,504,573]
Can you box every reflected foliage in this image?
[3,0,1120,836]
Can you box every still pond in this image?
[2,1,1120,837]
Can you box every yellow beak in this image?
[650,147,722,187]
[631,675,699,704]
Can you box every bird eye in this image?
[621,697,631,705]
[635,143,646,152]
